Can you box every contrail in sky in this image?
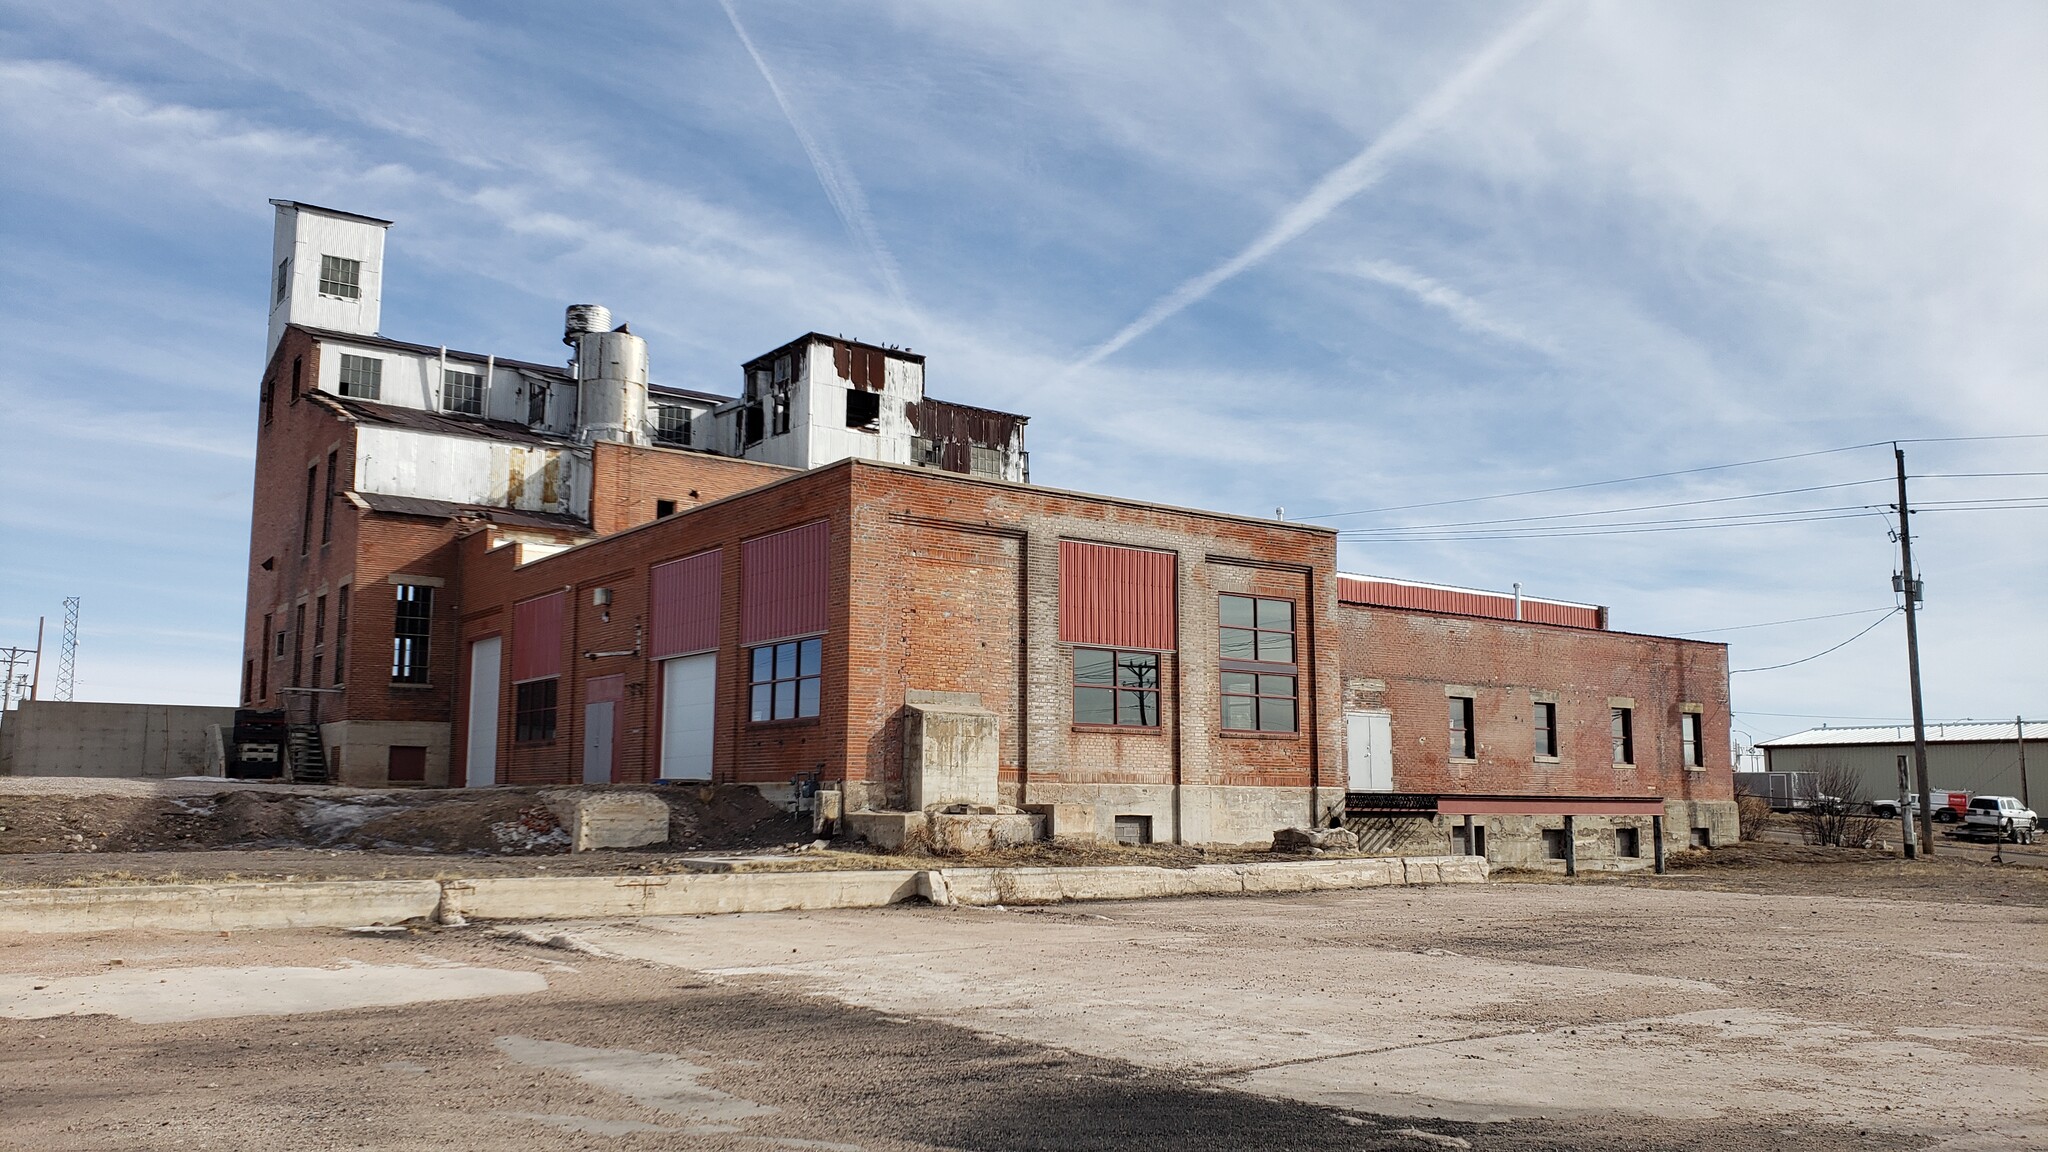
[1072,0,1568,370]
[719,0,914,317]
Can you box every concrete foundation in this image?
[1013,783,1343,847]
[845,809,927,851]
[1347,800,1740,872]
[903,693,1000,810]
[0,700,236,778]
[320,720,453,787]
[541,792,670,852]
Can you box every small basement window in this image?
[1690,826,1712,849]
[1541,828,1570,860]
[845,389,881,428]
[1615,827,1641,858]
[1113,815,1152,846]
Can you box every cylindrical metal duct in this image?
[574,325,649,446]
[563,304,612,346]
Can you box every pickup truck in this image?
[1871,790,1968,822]
[1960,795,2039,843]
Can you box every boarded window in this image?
[741,521,828,646]
[1449,695,1475,759]
[1616,827,1641,858]
[512,591,566,682]
[336,354,381,400]
[1058,541,1175,652]
[1611,707,1634,765]
[318,254,361,299]
[1542,828,1570,860]
[1113,815,1152,846]
[388,745,426,783]
[1681,711,1703,767]
[650,550,721,659]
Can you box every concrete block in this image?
[846,809,928,851]
[1024,802,1099,843]
[929,812,1039,855]
[812,788,843,837]
[904,701,1000,810]
[542,792,670,852]
[1271,826,1359,852]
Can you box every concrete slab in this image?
[0,962,546,1023]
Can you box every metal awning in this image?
[1346,792,1667,818]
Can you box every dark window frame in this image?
[1449,695,1476,759]
[1534,700,1558,758]
[300,462,318,555]
[514,678,558,743]
[1681,711,1703,767]
[443,368,485,416]
[336,353,381,400]
[653,403,692,445]
[1611,706,1635,765]
[291,603,306,688]
[845,389,881,429]
[748,636,822,723]
[1072,647,1162,728]
[333,585,349,685]
[275,257,291,304]
[391,584,433,684]
[318,254,361,300]
[321,449,338,544]
[1220,594,1298,734]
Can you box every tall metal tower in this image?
[56,596,79,701]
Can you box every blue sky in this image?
[1,1,2044,753]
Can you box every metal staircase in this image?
[285,723,328,784]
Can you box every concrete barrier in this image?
[0,880,442,935]
[0,855,1486,934]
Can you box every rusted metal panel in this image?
[1058,540,1176,652]
[585,673,624,705]
[1337,576,1603,630]
[742,520,829,646]
[649,549,721,659]
[1437,795,1666,817]
[830,340,886,390]
[511,591,565,682]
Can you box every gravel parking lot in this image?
[3,860,2042,1151]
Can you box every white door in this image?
[583,701,615,785]
[465,636,501,788]
[1346,709,1393,792]
[661,653,716,780]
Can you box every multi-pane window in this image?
[391,584,432,683]
[291,603,306,687]
[1449,695,1476,759]
[274,258,291,304]
[1681,711,1703,767]
[749,637,822,722]
[313,595,327,647]
[1611,706,1635,765]
[527,381,548,426]
[514,679,558,742]
[653,403,692,445]
[1073,648,1160,727]
[443,369,484,416]
[318,254,361,299]
[1534,701,1557,758]
[1219,594,1297,733]
[321,449,338,543]
[301,463,318,554]
[337,354,382,399]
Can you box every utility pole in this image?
[31,616,44,700]
[1895,446,1935,856]
[2019,716,2030,811]
[1896,753,1916,859]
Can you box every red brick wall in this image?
[453,465,853,788]
[587,440,797,536]
[1338,604,1733,803]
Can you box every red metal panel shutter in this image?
[512,591,565,682]
[742,520,829,646]
[650,549,722,659]
[1058,541,1176,651]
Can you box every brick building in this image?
[238,201,1735,858]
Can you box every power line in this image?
[1730,608,1900,675]
[1315,478,1890,533]
[1340,509,1884,542]
[1681,606,1898,636]
[1305,441,1894,519]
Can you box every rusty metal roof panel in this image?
[1337,574,1604,630]
[351,491,590,533]
[329,395,571,447]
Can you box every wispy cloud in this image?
[1346,258,1554,354]
[717,0,915,324]
[1070,0,1568,369]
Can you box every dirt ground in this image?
[4,856,2043,1150]
[0,776,808,860]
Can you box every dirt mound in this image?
[0,782,805,858]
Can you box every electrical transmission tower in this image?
[56,596,79,701]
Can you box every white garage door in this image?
[661,653,716,781]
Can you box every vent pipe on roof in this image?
[564,304,611,346]
[1513,582,1522,620]
[568,305,648,447]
